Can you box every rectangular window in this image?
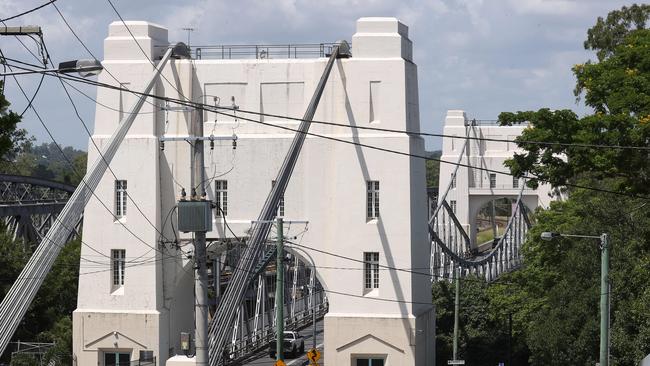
[115,180,127,218]
[513,176,519,189]
[111,249,125,287]
[489,173,496,189]
[366,181,379,219]
[215,180,228,217]
[450,200,457,215]
[451,173,456,189]
[356,358,385,366]
[364,252,379,289]
[271,180,284,217]
[104,352,130,366]
[369,81,381,123]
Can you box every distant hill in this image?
[5,142,86,185]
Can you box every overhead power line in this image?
[0,0,56,22]
[11,66,645,201]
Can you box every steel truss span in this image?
[0,174,78,244]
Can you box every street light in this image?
[0,59,103,77]
[541,231,610,366]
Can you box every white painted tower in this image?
[73,18,434,366]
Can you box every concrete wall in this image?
[74,17,433,366]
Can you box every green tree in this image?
[0,81,29,163]
[585,4,650,61]
[489,5,650,365]
[425,150,441,188]
[499,28,650,195]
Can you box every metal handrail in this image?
[188,43,342,60]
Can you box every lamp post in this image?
[541,231,610,366]
[0,59,103,77]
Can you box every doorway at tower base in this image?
[324,309,435,366]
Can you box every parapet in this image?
[352,17,413,61]
[104,21,169,61]
[445,110,467,126]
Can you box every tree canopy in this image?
[433,4,650,366]
[499,27,650,196]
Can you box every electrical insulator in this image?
[180,188,187,201]
[210,138,214,150]
[232,139,237,150]
[160,140,165,151]
[191,188,197,200]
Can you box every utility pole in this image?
[275,218,285,362]
[508,313,512,366]
[599,233,610,366]
[453,265,460,361]
[193,106,209,365]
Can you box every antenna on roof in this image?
[181,27,195,47]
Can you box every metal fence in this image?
[191,43,340,60]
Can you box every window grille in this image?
[115,180,127,218]
[489,173,497,189]
[364,252,379,289]
[366,181,379,219]
[111,249,125,287]
[215,180,228,217]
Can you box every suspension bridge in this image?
[0,17,556,366]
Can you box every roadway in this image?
[241,320,325,366]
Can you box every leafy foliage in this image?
[499,29,650,195]
[0,233,80,364]
[4,142,87,185]
[585,4,650,61]
[425,150,441,188]
[0,81,29,163]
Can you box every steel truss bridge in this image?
[0,174,79,245]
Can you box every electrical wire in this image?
[0,51,182,273]
[0,0,56,22]
[8,65,645,201]
[39,37,177,251]
[18,67,646,201]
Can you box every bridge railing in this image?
[223,291,328,364]
[189,43,340,60]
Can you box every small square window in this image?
[489,173,497,189]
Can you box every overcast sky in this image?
[0,0,635,151]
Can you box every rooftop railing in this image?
[190,43,342,60]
